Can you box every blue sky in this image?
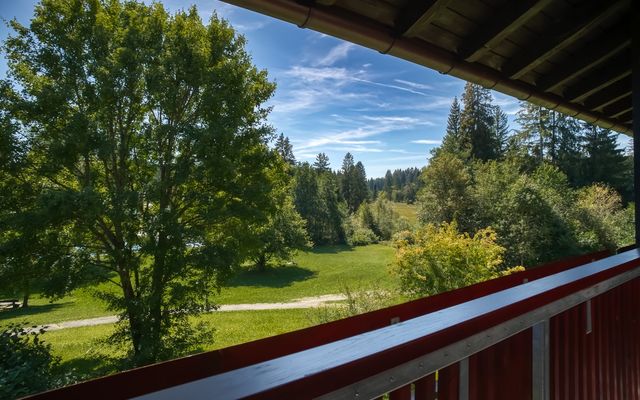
[0,0,524,178]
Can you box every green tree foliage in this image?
[313,152,330,172]
[344,196,409,246]
[3,0,281,364]
[339,153,369,212]
[0,325,61,399]
[274,133,296,165]
[574,184,634,251]
[252,184,311,271]
[514,103,583,183]
[580,124,627,192]
[392,222,505,297]
[417,153,473,231]
[459,83,502,160]
[369,167,421,203]
[293,163,346,245]
[438,96,464,156]
[473,163,579,267]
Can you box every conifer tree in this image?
[459,83,499,160]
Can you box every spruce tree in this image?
[313,152,330,172]
[580,124,626,190]
[459,83,499,160]
[439,97,465,156]
[275,133,296,165]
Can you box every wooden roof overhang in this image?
[222,0,633,136]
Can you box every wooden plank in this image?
[395,0,454,37]
[538,26,630,92]
[566,61,631,103]
[503,0,628,80]
[459,0,554,62]
[602,96,632,119]
[583,76,632,110]
[615,110,632,122]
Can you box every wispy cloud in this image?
[295,115,432,151]
[314,42,356,66]
[394,79,432,90]
[411,139,442,145]
[234,20,270,32]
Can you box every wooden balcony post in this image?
[634,32,639,246]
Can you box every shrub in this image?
[0,324,60,399]
[392,222,504,297]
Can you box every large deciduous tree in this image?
[2,0,280,364]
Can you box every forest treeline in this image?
[274,82,634,270]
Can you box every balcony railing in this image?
[29,246,640,400]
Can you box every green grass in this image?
[217,244,396,304]
[45,309,315,379]
[1,244,397,327]
[389,202,419,225]
[0,282,117,328]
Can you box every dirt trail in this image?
[34,294,346,332]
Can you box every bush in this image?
[343,214,378,246]
[392,222,505,297]
[0,324,60,399]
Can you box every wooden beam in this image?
[395,0,454,38]
[566,61,631,103]
[538,27,630,92]
[583,76,632,110]
[617,110,632,122]
[503,0,628,80]
[458,0,554,62]
[602,96,632,118]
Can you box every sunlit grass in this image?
[1,244,397,327]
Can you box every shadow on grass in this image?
[58,355,119,382]
[306,245,354,254]
[0,303,66,322]
[226,265,317,289]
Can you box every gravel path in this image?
[35,294,346,332]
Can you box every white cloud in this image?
[234,20,270,32]
[296,114,431,151]
[352,77,429,96]
[394,79,432,90]
[314,42,356,66]
[411,139,442,145]
[284,66,354,83]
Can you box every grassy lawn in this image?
[389,202,419,225]
[1,244,397,327]
[46,309,315,380]
[217,244,396,304]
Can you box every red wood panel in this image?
[468,328,532,400]
[414,374,436,400]
[550,277,640,400]
[389,384,412,400]
[437,363,459,400]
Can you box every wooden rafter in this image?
[503,0,628,80]
[616,110,632,122]
[395,0,454,38]
[458,0,554,62]
[566,62,631,103]
[583,76,632,110]
[538,27,630,92]
[602,95,631,116]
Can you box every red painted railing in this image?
[26,247,640,400]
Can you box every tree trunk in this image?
[256,253,267,272]
[21,279,30,308]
